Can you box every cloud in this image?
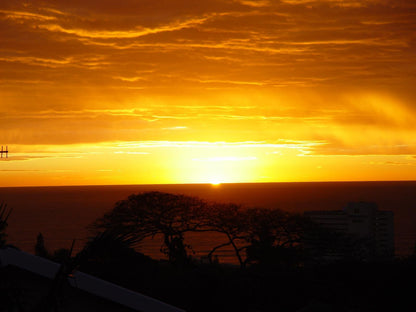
[1,0,414,92]
[113,76,144,82]
[1,0,415,157]
[310,143,416,156]
[0,9,56,21]
[9,155,50,161]
[238,1,270,7]
[192,156,257,162]
[0,169,42,171]
[38,16,210,39]
[0,56,73,68]
[383,161,416,166]
[1,152,89,161]
[113,151,149,155]
[113,140,323,150]
[162,126,188,130]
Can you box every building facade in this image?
[304,202,394,261]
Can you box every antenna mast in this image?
[0,146,8,158]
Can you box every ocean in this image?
[0,182,415,263]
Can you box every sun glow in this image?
[210,181,222,187]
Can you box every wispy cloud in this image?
[239,1,271,8]
[0,56,73,68]
[192,156,257,162]
[162,126,188,130]
[113,76,144,82]
[38,16,210,39]
[0,9,56,21]
[113,151,150,155]
[0,169,42,172]
[113,140,324,149]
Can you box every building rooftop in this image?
[0,247,185,312]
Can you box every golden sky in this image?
[1,0,416,186]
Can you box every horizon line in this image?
[1,179,416,189]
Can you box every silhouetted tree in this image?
[35,232,49,258]
[204,203,250,268]
[92,193,313,269]
[0,203,28,311]
[32,239,77,312]
[204,205,307,268]
[0,202,11,248]
[245,208,306,268]
[76,229,146,267]
[91,192,208,267]
[75,229,157,287]
[32,230,153,311]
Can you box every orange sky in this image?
[1,0,416,186]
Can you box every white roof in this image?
[0,247,185,312]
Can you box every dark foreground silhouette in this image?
[1,194,416,311]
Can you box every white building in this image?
[304,202,394,260]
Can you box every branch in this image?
[207,242,233,261]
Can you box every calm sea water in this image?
[0,182,415,262]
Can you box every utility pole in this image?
[0,146,8,159]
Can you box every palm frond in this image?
[0,202,12,247]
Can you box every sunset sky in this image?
[1,0,416,186]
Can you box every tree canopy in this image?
[91,191,315,268]
[92,192,208,266]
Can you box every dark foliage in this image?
[244,208,306,269]
[3,192,415,311]
[203,203,250,267]
[91,192,373,268]
[0,202,11,248]
[75,253,416,312]
[75,229,158,289]
[34,232,49,258]
[91,192,208,267]
[0,267,28,312]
